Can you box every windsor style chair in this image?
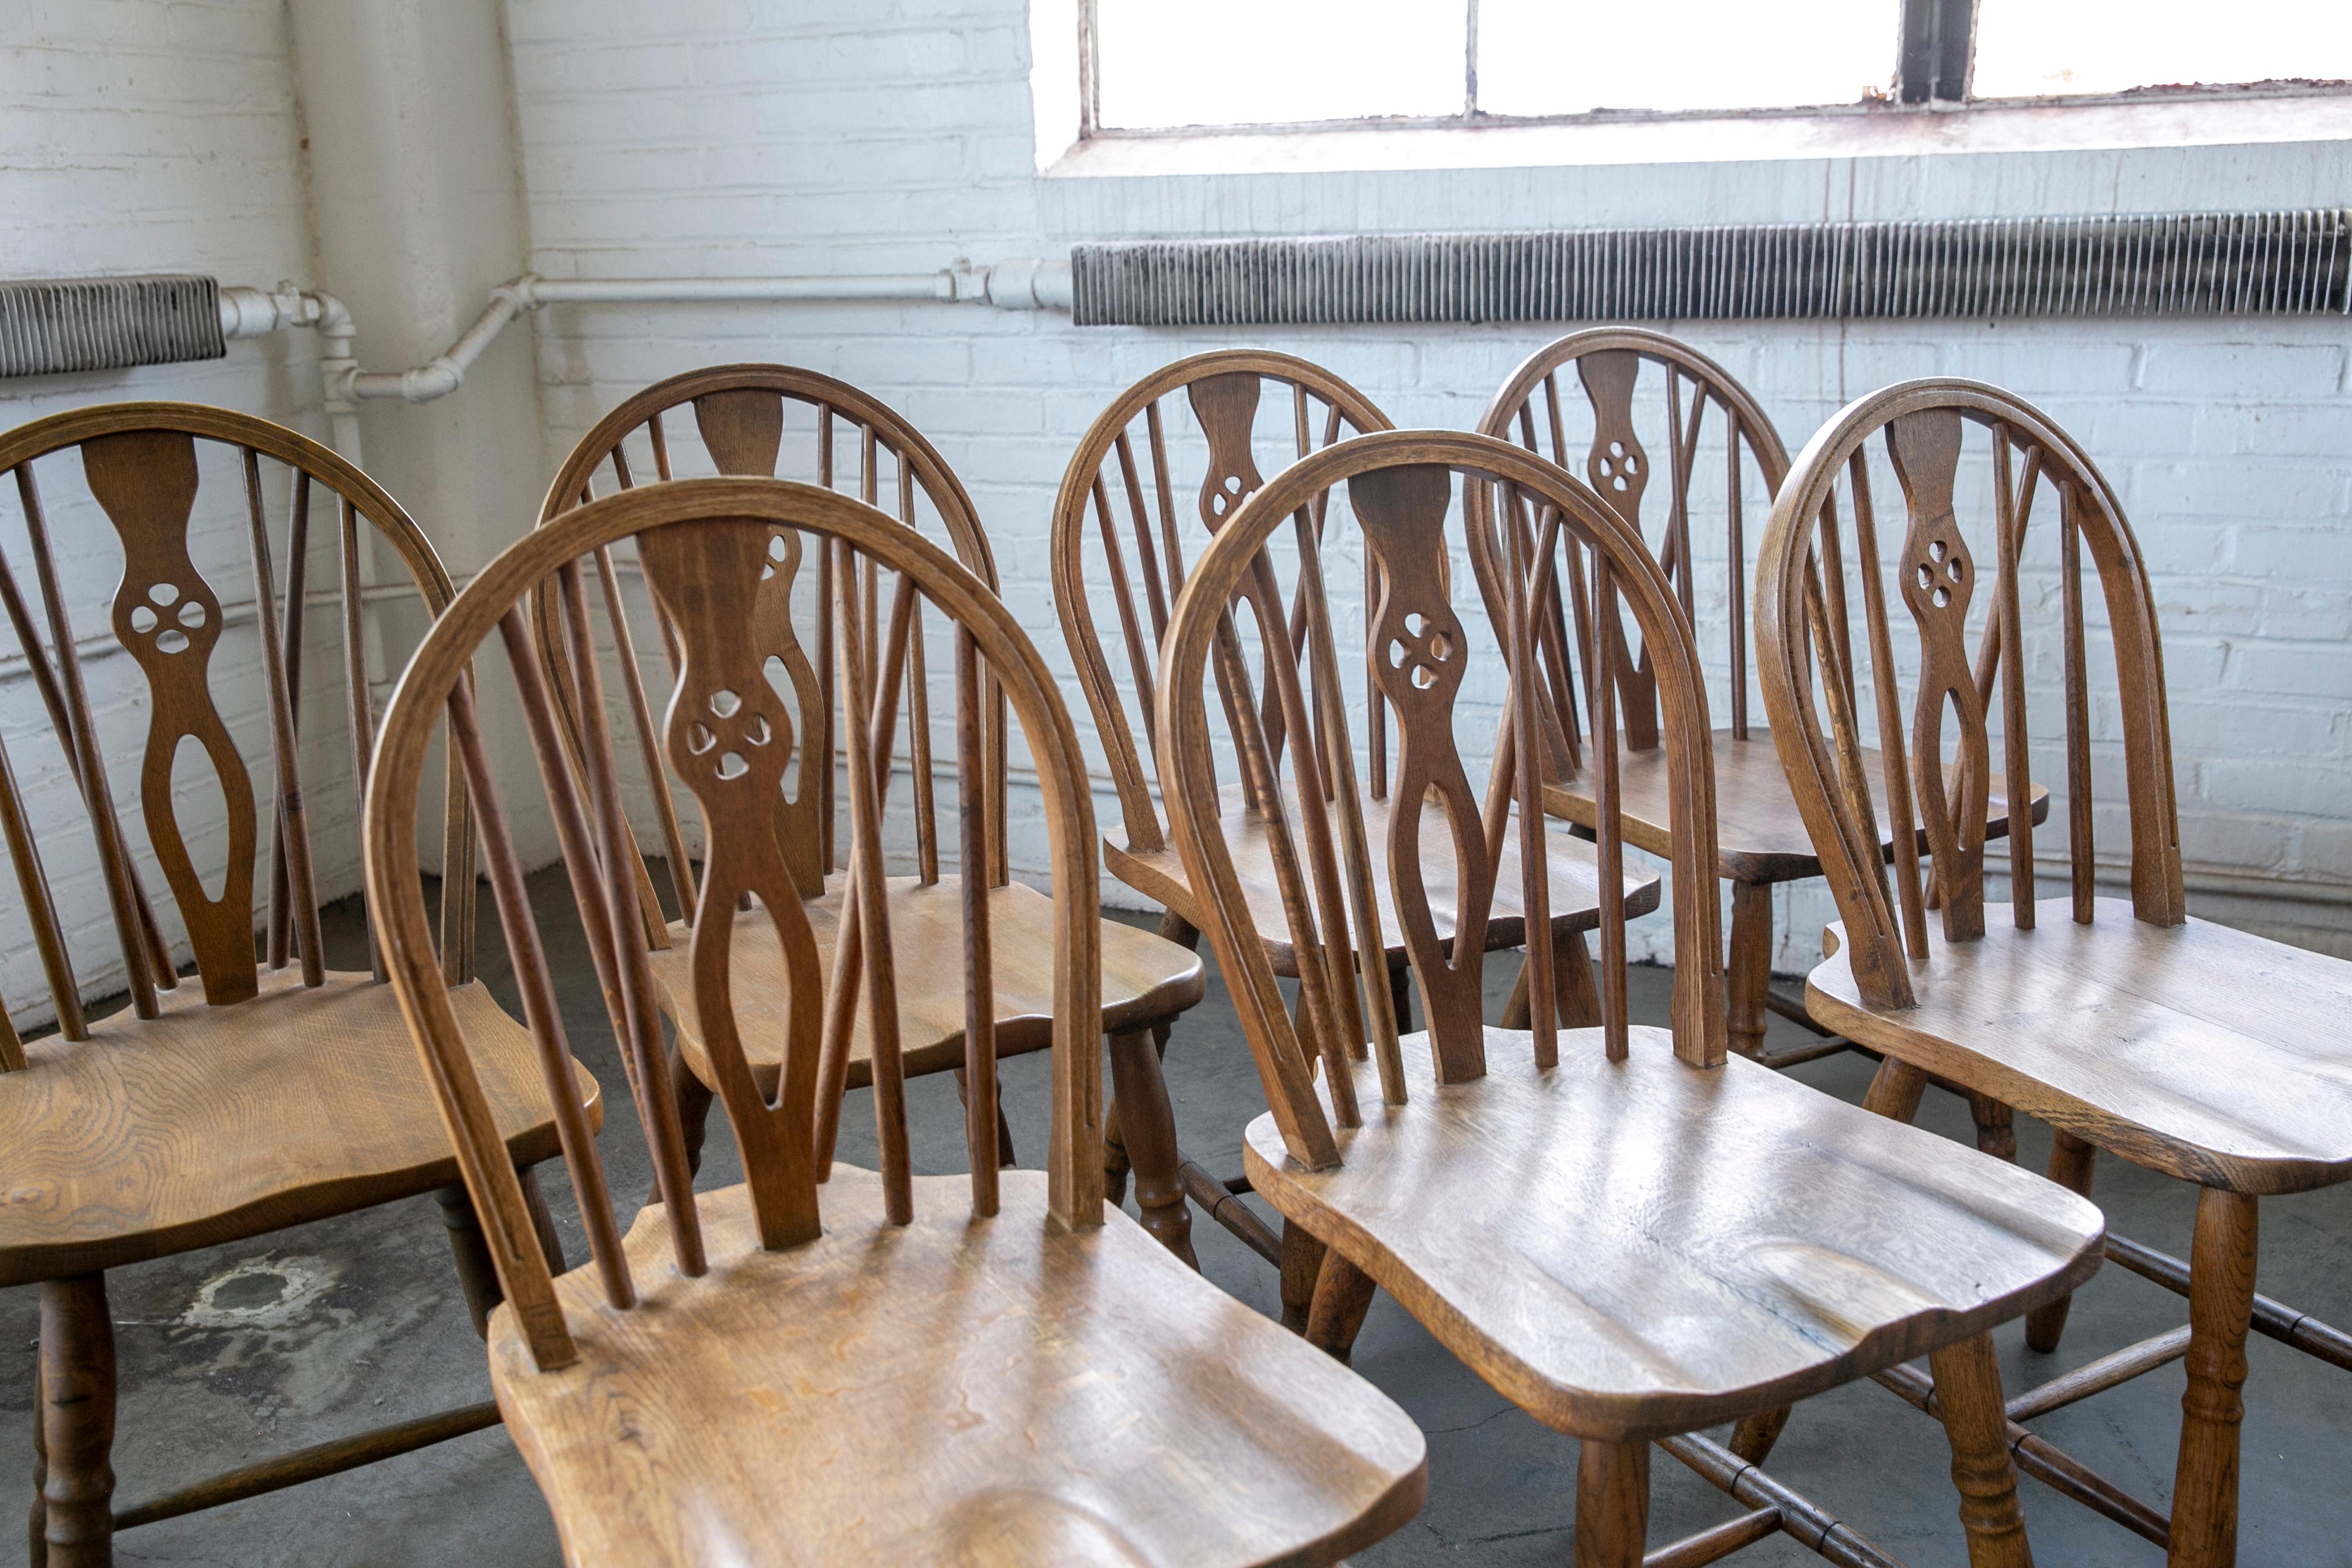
[365,475,1428,1566]
[1754,380,2352,1567]
[1054,352,1656,1314]
[538,365,1205,1257]
[1161,428,2107,1568]
[1472,329,2047,1073]
[0,404,595,1567]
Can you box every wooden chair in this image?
[1754,379,2352,1566]
[363,473,1429,1566]
[1471,329,2047,1083]
[1159,427,2108,1567]
[1053,350,1656,1316]
[0,404,594,1566]
[538,365,1206,1257]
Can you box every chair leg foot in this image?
[434,1186,503,1340]
[1727,881,1772,1061]
[1574,1437,1649,1568]
[1931,1332,2035,1568]
[2024,1132,2097,1353]
[1279,1222,1325,1334]
[28,1352,47,1568]
[1305,1251,1377,1364]
[1107,1028,1196,1268]
[37,1274,113,1568]
[2171,1188,2257,1568]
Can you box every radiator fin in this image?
[0,275,225,379]
[1071,211,2352,327]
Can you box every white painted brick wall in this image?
[505,0,2352,962]
[1,0,362,1025]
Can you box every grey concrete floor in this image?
[5,873,2348,1566]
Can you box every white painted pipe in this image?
[217,261,1074,448]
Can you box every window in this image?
[1083,0,2352,134]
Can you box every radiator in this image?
[0,274,225,379]
[1070,210,2352,327]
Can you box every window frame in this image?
[1075,0,2352,141]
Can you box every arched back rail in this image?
[1157,430,1726,1174]
[365,477,1105,1374]
[1052,350,1393,866]
[537,365,1007,938]
[1754,378,2183,1013]
[1469,329,1790,772]
[0,402,470,1034]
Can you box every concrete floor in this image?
[5,875,2348,1566]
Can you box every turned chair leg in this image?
[37,1274,113,1568]
[667,1045,716,1183]
[2024,1132,2097,1353]
[1390,966,1412,1034]
[1106,1027,1196,1267]
[1727,1405,1789,1465]
[1967,1092,2018,1162]
[1931,1332,2035,1568]
[1304,1250,1379,1365]
[2171,1187,2257,1568]
[1727,881,1773,1060]
[435,1185,505,1340]
[1574,1438,1649,1567]
[1104,911,1199,1209]
[27,1355,46,1567]
[1279,1223,1324,1333]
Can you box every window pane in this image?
[1974,0,2352,98]
[1476,0,1892,118]
[1093,0,1465,129]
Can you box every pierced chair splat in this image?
[1160,428,2107,1568]
[1755,379,2352,1566]
[1054,350,1655,1313]
[1471,329,2048,1073]
[365,475,1428,1568]
[0,403,595,1567]
[538,365,1205,1255]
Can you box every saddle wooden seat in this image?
[0,966,590,1286]
[1472,331,2044,1069]
[492,1166,1423,1567]
[1163,428,2103,1566]
[651,875,1203,1093]
[369,475,1428,1567]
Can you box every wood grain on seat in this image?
[490,1166,1426,1568]
[1541,729,2048,886]
[652,874,1204,1092]
[1108,780,1659,976]
[1248,1028,2103,1441]
[1810,899,2352,1196]
[0,966,595,1286]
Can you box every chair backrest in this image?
[1754,379,2183,1013]
[1158,429,1725,1173]
[366,476,1104,1373]
[1052,351,1392,863]
[1470,329,1788,772]
[0,403,469,1040]
[538,365,1004,927]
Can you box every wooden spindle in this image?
[1818,497,1858,719]
[1143,400,1187,598]
[336,497,388,982]
[836,546,913,1224]
[242,449,325,986]
[1092,474,1158,725]
[907,596,937,883]
[448,657,634,1310]
[1727,413,1748,739]
[595,546,698,915]
[2060,485,2096,924]
[1845,452,1931,959]
[16,465,159,1016]
[818,412,837,870]
[1506,481,1557,1068]
[1112,429,1171,641]
[1664,371,1700,628]
[0,726,83,1039]
[557,561,706,1275]
[0,993,22,1072]
[1992,428,2035,929]
[956,627,999,1212]
[647,411,674,480]
[266,467,310,970]
[1592,549,1628,1061]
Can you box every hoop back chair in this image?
[365,476,1426,1566]
[1471,330,2047,1068]
[536,366,1202,1232]
[1162,428,2105,1568]
[0,404,592,1564]
[1755,380,2352,1565]
[1054,352,1654,1311]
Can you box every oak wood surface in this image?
[1808,901,2352,1194]
[0,966,596,1287]
[1243,1028,2103,1441]
[1107,780,1658,978]
[650,874,1203,1095]
[488,1166,1425,1568]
